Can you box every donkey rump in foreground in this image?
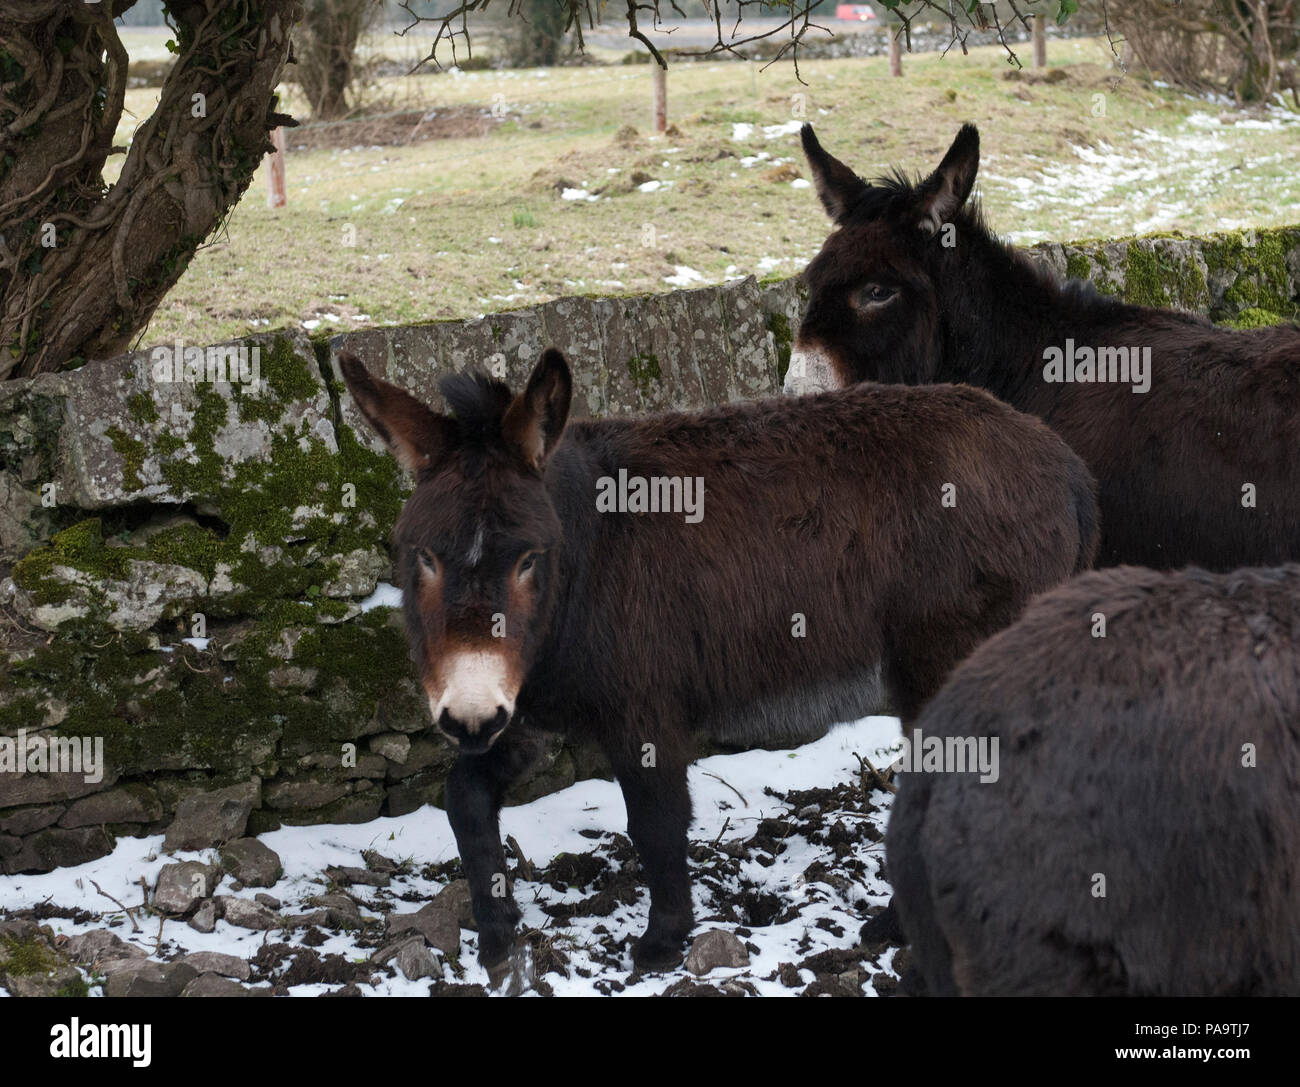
[340,348,1097,972]
[888,563,1300,997]
[788,123,1300,572]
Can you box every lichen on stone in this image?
[627,352,661,395]
[766,312,793,384]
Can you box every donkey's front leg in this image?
[444,725,541,970]
[613,750,695,971]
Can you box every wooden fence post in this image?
[266,126,287,208]
[652,64,667,133]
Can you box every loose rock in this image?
[219,838,282,887]
[63,929,147,967]
[104,959,199,998]
[181,972,269,997]
[684,929,750,976]
[394,937,441,981]
[435,879,474,928]
[154,861,220,915]
[386,903,459,954]
[217,896,279,931]
[187,899,218,934]
[324,865,390,888]
[305,893,363,929]
[179,951,251,981]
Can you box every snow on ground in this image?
[988,104,1300,244]
[663,265,706,287]
[0,718,905,997]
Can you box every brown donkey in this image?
[340,348,1098,974]
[888,563,1300,996]
[789,123,1300,571]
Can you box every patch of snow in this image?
[762,120,803,139]
[359,582,402,612]
[0,717,902,997]
[663,265,706,287]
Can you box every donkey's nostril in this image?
[437,707,510,755]
[431,693,511,735]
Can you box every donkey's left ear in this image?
[339,352,454,475]
[914,123,979,237]
[801,124,869,225]
[503,348,572,472]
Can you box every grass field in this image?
[111,29,1300,350]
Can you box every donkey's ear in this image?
[502,348,572,472]
[914,124,979,236]
[339,353,453,474]
[801,124,869,225]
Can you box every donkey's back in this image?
[888,563,1300,996]
[545,380,1098,735]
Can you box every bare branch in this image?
[396,0,1090,74]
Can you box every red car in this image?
[835,4,877,20]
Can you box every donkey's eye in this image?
[855,284,897,307]
[417,549,441,577]
[518,552,540,578]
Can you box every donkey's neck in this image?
[935,231,1136,406]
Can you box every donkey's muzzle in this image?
[438,706,511,755]
[784,342,842,395]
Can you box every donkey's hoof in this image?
[632,935,685,972]
[486,944,535,995]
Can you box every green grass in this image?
[104,33,1300,350]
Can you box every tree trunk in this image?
[296,0,375,120]
[0,0,303,379]
[511,0,567,68]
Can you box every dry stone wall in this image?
[1,227,1296,873]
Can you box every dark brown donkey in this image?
[888,563,1300,996]
[340,348,1097,974]
[789,122,1300,571]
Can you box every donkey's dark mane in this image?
[849,167,994,236]
[840,171,921,223]
[438,370,513,445]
